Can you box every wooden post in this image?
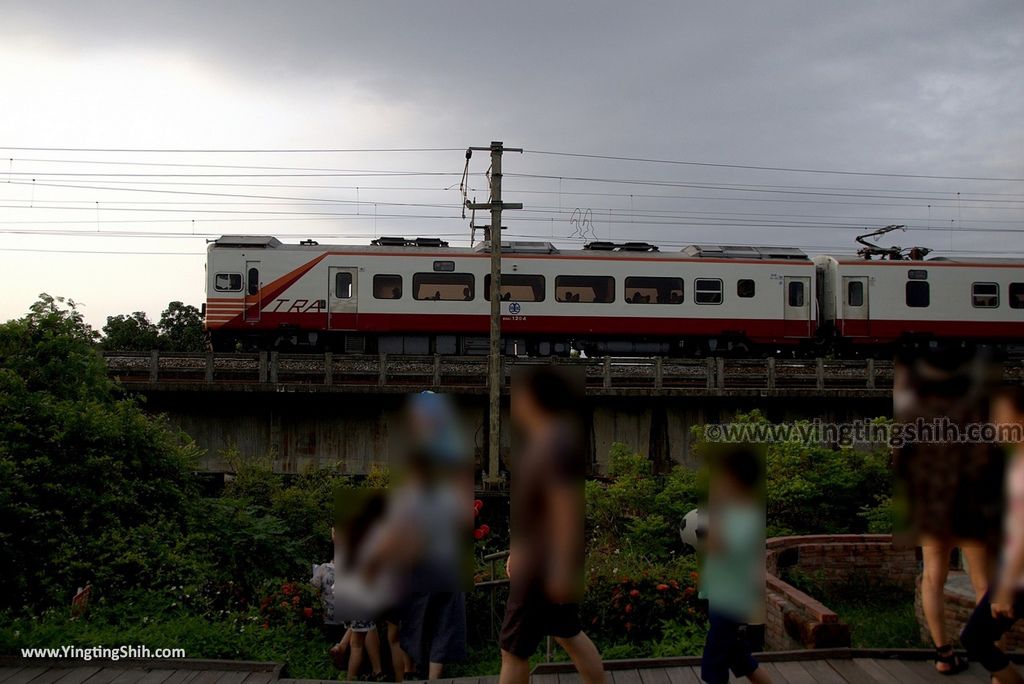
[269,351,279,384]
[866,358,875,389]
[205,352,214,383]
[815,358,825,390]
[766,356,776,390]
[654,357,663,389]
[433,353,441,388]
[706,357,715,390]
[603,356,611,389]
[259,351,268,383]
[716,357,725,389]
[324,352,333,386]
[149,349,159,382]
[378,352,387,387]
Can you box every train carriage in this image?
[206,235,1024,356]
[205,236,818,355]
[815,255,1024,349]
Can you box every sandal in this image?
[935,643,968,675]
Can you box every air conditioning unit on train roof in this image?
[583,241,659,252]
[370,236,450,248]
[475,241,559,254]
[212,236,282,248]
[682,244,808,260]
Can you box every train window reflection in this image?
[374,274,402,300]
[972,282,998,308]
[413,272,474,301]
[484,273,545,302]
[694,278,723,305]
[555,275,615,303]
[625,276,683,304]
[215,273,242,292]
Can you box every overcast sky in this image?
[1,1,1022,327]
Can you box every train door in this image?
[328,266,358,330]
[244,260,261,322]
[783,275,811,337]
[841,276,869,337]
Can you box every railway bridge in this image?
[104,352,1022,478]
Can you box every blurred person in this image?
[893,347,1004,675]
[311,533,351,670]
[698,445,770,684]
[331,492,388,681]
[499,367,606,684]
[358,392,473,680]
[960,386,1024,683]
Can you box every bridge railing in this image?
[99,351,917,394]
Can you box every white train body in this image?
[204,236,1024,354]
[814,255,1024,346]
[205,237,817,354]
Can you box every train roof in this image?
[210,235,812,260]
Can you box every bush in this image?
[690,411,892,537]
[0,295,200,612]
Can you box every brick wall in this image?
[763,534,919,650]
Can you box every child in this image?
[699,446,772,684]
[316,523,385,680]
[960,387,1024,683]
[311,538,350,670]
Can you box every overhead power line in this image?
[526,149,1024,182]
[0,146,462,153]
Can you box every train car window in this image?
[484,274,545,302]
[972,282,999,308]
[737,279,755,298]
[906,281,930,307]
[787,281,805,307]
[215,273,242,292]
[334,272,353,299]
[624,276,683,304]
[847,281,864,307]
[555,275,615,303]
[908,269,928,280]
[373,274,403,299]
[433,260,455,272]
[1011,283,1024,309]
[694,278,723,305]
[413,272,475,301]
[246,268,259,296]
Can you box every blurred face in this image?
[993,393,1024,447]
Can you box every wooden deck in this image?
[0,649,1010,684]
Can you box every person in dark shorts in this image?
[698,446,771,684]
[498,367,605,684]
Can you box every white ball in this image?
[679,508,708,551]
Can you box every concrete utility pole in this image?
[465,141,523,487]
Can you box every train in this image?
[203,235,1024,356]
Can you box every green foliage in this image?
[586,444,698,565]
[583,571,703,644]
[100,301,205,352]
[0,295,200,611]
[691,410,892,537]
[102,312,160,351]
[158,302,205,353]
[0,597,336,679]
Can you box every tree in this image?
[158,302,205,352]
[0,294,199,610]
[102,311,159,351]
